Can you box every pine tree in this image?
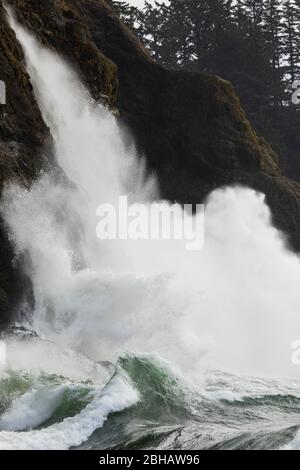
[241,0,264,27]
[181,0,234,70]
[158,0,192,67]
[135,1,166,61]
[108,1,140,32]
[282,0,300,85]
[108,0,300,181]
[263,0,286,106]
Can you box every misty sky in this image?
[125,0,171,9]
[127,0,154,7]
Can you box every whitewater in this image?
[2,9,300,450]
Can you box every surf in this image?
[2,7,300,451]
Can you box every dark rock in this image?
[7,0,118,107]
[0,2,49,328]
[0,323,39,340]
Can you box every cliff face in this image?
[0,2,49,327]
[6,0,118,107]
[7,0,281,177]
[0,3,47,180]
[1,0,300,325]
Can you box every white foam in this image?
[5,339,112,385]
[0,371,139,450]
[4,10,300,385]
[281,432,300,450]
[0,385,66,431]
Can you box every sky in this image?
[126,0,154,7]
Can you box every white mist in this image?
[3,13,300,379]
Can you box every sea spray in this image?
[0,368,139,450]
[4,9,300,380]
[2,7,300,452]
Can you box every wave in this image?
[77,355,300,451]
[3,9,300,451]
[2,352,300,450]
[0,365,138,450]
[0,385,67,431]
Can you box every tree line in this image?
[109,0,300,178]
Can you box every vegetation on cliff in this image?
[111,0,300,180]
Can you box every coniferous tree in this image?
[262,0,285,106]
[282,0,300,85]
[158,0,192,66]
[108,0,138,25]
[109,0,300,180]
[241,0,264,27]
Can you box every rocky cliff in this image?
[0,1,49,327]
[1,0,300,326]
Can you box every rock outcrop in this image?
[1,0,300,325]
[0,2,49,327]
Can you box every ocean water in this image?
[1,347,300,450]
[1,8,300,450]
